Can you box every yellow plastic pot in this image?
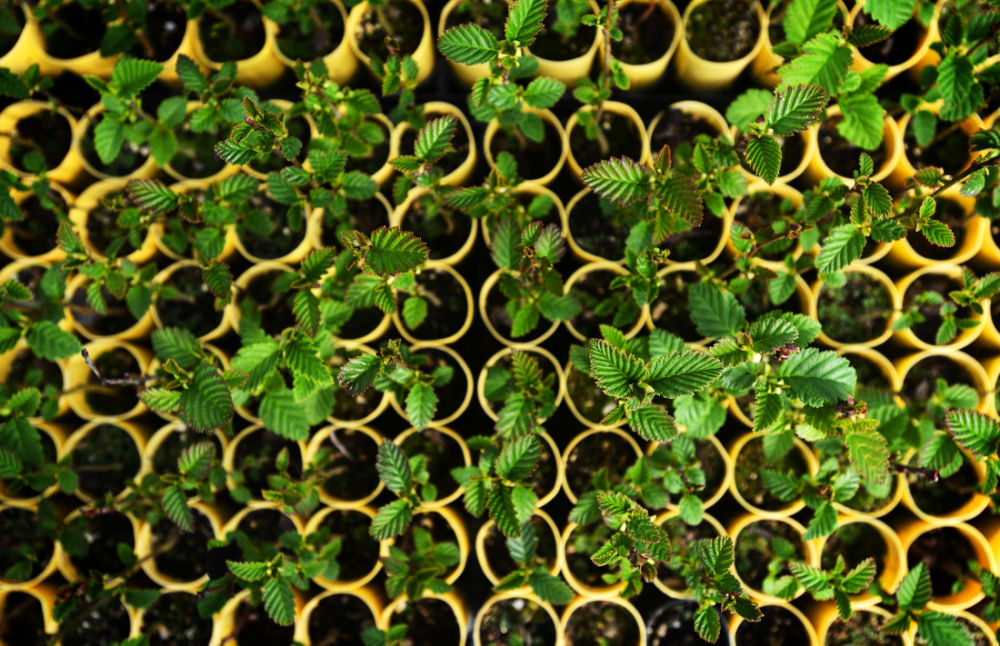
[674,0,766,90]
[378,506,470,586]
[390,426,471,509]
[294,587,384,646]
[482,108,568,186]
[473,591,564,646]
[380,592,468,646]
[476,509,564,588]
[728,432,819,518]
[886,189,986,269]
[305,424,386,509]
[888,106,984,193]
[192,0,285,88]
[346,0,435,85]
[234,203,316,265]
[804,105,902,186]
[898,447,990,524]
[651,510,727,599]
[304,505,382,591]
[163,102,240,183]
[563,261,650,342]
[26,3,118,78]
[437,0,492,86]
[56,509,143,581]
[0,182,74,262]
[0,583,59,637]
[0,262,72,334]
[561,596,646,646]
[849,0,941,82]
[479,268,561,347]
[0,502,63,590]
[387,344,474,428]
[648,100,733,151]
[391,188,478,267]
[810,603,897,646]
[524,0,602,85]
[64,273,155,342]
[816,515,906,608]
[63,419,149,503]
[561,427,643,503]
[224,260,295,337]
[751,1,849,87]
[390,101,477,185]
[0,101,83,185]
[809,265,899,349]
[69,177,159,264]
[271,0,357,84]
[894,348,991,414]
[151,261,233,342]
[565,100,651,183]
[480,181,568,248]
[75,103,160,181]
[390,262,475,345]
[609,0,683,89]
[476,345,567,423]
[65,339,152,421]
[307,191,392,250]
[211,588,306,646]
[654,434,732,511]
[223,424,308,509]
[892,264,987,351]
[135,502,222,592]
[728,513,820,604]
[726,181,805,263]
[0,3,41,74]
[563,358,629,430]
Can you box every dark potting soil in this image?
[5,349,61,396]
[569,110,644,170]
[169,129,227,178]
[155,266,225,337]
[480,599,558,644]
[692,439,726,500]
[71,424,141,498]
[736,607,809,645]
[0,3,25,55]
[685,0,759,62]
[816,273,892,343]
[567,363,618,423]
[321,427,380,500]
[565,520,611,582]
[649,271,705,341]
[905,197,967,260]
[821,522,889,574]
[234,603,295,646]
[389,598,461,645]
[733,437,808,511]
[570,269,641,337]
[733,266,804,321]
[152,426,224,475]
[825,611,903,646]
[356,0,423,59]
[0,592,46,646]
[307,593,377,645]
[612,2,674,64]
[490,120,563,181]
[83,350,141,415]
[854,11,922,65]
[0,507,53,581]
[236,509,298,547]
[198,0,266,61]
[337,302,386,339]
[907,527,977,597]
[733,191,797,261]
[529,9,596,60]
[316,509,380,581]
[152,512,213,581]
[274,0,344,60]
[238,196,307,259]
[482,515,558,577]
[396,268,468,339]
[564,601,641,646]
[38,3,104,59]
[907,456,980,515]
[399,120,470,177]
[70,511,134,576]
[778,131,806,176]
[320,196,390,246]
[400,196,472,260]
[234,430,303,498]
[71,284,136,336]
[650,108,721,153]
[249,115,311,174]
[904,275,973,345]
[656,517,719,590]
[852,355,892,391]
[8,111,72,173]
[648,601,715,646]
[82,116,151,177]
[60,601,130,646]
[905,121,972,175]
[344,120,390,176]
[86,191,138,257]
[818,117,887,170]
[130,2,187,61]
[399,427,465,499]
[530,434,558,499]
[243,269,297,334]
[569,192,635,260]
[142,592,214,646]
[662,210,723,261]
[11,191,65,256]
[901,355,976,402]
[331,359,383,420]
[446,0,506,38]
[564,432,637,495]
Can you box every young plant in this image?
[481,350,558,438]
[572,0,630,155]
[0,386,78,497]
[761,455,863,539]
[589,491,672,598]
[779,556,877,619]
[368,440,439,540]
[879,563,973,646]
[945,410,1000,505]
[892,269,1000,345]
[492,521,574,604]
[382,526,460,599]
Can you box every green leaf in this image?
[749,317,799,352]
[946,411,1000,456]
[626,405,678,442]
[817,224,865,273]
[777,33,852,95]
[841,558,878,594]
[370,499,413,539]
[766,84,826,135]
[917,611,974,646]
[803,500,838,539]
[337,353,381,394]
[402,296,427,330]
[700,536,735,574]
[0,447,21,478]
[162,483,192,531]
[262,577,295,626]
[406,381,437,430]
[678,493,703,525]
[505,0,546,45]
[838,92,885,151]
[260,389,310,440]
[376,441,412,495]
[694,606,721,643]
[415,116,457,163]
[864,0,917,30]
[726,88,773,131]
[581,157,647,205]
[124,588,160,609]
[920,220,955,247]
[497,436,541,480]
[231,341,282,392]
[148,127,177,167]
[776,347,856,405]
[25,321,80,360]
[111,57,164,96]
[292,290,321,336]
[362,227,429,277]
[784,0,839,44]
[151,327,201,369]
[438,24,500,64]
[528,569,574,604]
[937,53,979,122]
[897,562,931,610]
[488,486,521,538]
[523,77,564,110]
[745,134,782,184]
[646,351,722,398]
[588,339,645,398]
[864,183,892,217]
[176,55,209,92]
[688,282,746,339]
[911,110,937,147]
[93,117,125,165]
[178,442,214,480]
[178,364,233,432]
[227,560,268,581]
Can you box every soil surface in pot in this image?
[901,354,977,402]
[570,110,644,170]
[86,190,141,257]
[903,274,974,345]
[396,269,468,339]
[480,597,558,645]
[155,266,226,337]
[569,269,641,337]
[71,423,141,498]
[142,592,214,646]
[565,601,641,645]
[0,592,46,646]
[356,0,423,59]
[82,350,141,415]
[234,430,303,498]
[565,432,637,495]
[905,121,972,175]
[400,196,472,261]
[389,598,461,645]
[275,0,344,59]
[0,507,54,582]
[236,509,298,548]
[735,519,805,591]
[168,128,227,178]
[569,192,636,260]
[734,437,808,510]
[648,601,717,646]
[131,2,187,60]
[650,108,721,153]
[482,515,558,577]
[307,593,377,645]
[152,511,213,581]
[39,3,104,58]
[238,195,307,259]
[854,11,923,65]
[11,190,66,256]
[321,196,390,245]
[529,8,596,60]
[818,116,887,172]
[445,0,506,39]
[685,0,759,61]
[399,428,465,500]
[904,197,967,260]
[60,601,130,646]
[241,269,298,335]
[821,521,889,575]
[816,272,892,343]
[316,509,380,581]
[233,602,294,646]
[249,114,311,175]
[82,117,150,177]
[321,427,380,500]
[736,606,808,645]
[70,511,134,577]
[826,611,902,646]
[567,363,618,423]
[733,191,798,261]
[656,517,720,590]
[777,131,806,176]
[907,527,977,597]
[198,0,266,61]
[490,119,563,181]
[345,119,390,176]
[0,4,25,55]
[907,454,980,515]
[612,1,674,64]
[648,271,709,340]
[8,110,72,173]
[4,347,62,393]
